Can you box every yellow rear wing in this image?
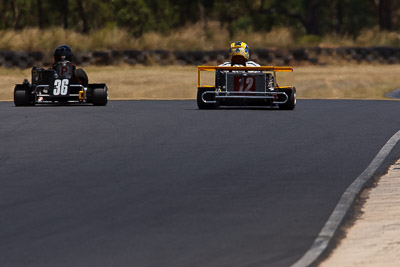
[197,65,294,89]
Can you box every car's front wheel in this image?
[14,84,34,106]
[92,85,108,106]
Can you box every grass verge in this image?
[1,24,400,52]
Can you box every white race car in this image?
[196,65,296,110]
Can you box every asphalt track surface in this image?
[1,99,400,267]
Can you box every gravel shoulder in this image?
[320,159,400,266]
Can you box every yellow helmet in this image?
[230,41,249,61]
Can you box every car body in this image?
[196,66,296,110]
[14,61,108,106]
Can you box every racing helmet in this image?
[230,41,250,61]
[54,44,73,62]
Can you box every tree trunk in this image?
[37,0,44,29]
[63,0,69,29]
[379,0,392,31]
[336,0,343,34]
[199,2,206,42]
[77,0,89,33]
[304,0,320,35]
[11,0,20,29]
[1,0,9,28]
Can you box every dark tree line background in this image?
[0,0,399,37]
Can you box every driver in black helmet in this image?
[53,44,88,86]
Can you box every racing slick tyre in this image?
[75,68,88,87]
[14,84,34,106]
[197,87,217,109]
[92,85,108,106]
[279,87,296,110]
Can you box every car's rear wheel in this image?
[279,87,296,110]
[14,85,34,106]
[197,87,217,109]
[92,85,108,106]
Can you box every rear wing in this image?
[197,66,294,89]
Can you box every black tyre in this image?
[279,87,296,110]
[14,85,34,106]
[75,68,89,87]
[197,87,217,109]
[92,85,108,106]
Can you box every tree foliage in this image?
[0,0,399,38]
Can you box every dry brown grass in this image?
[320,28,400,48]
[0,68,30,101]
[0,27,137,52]
[2,24,400,52]
[0,24,294,52]
[88,65,197,100]
[292,64,400,99]
[1,64,400,101]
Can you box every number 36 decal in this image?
[53,79,69,95]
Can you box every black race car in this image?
[14,60,108,106]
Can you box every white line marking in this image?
[291,129,400,267]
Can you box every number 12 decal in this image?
[53,79,69,95]
[238,77,254,91]
[235,77,255,92]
